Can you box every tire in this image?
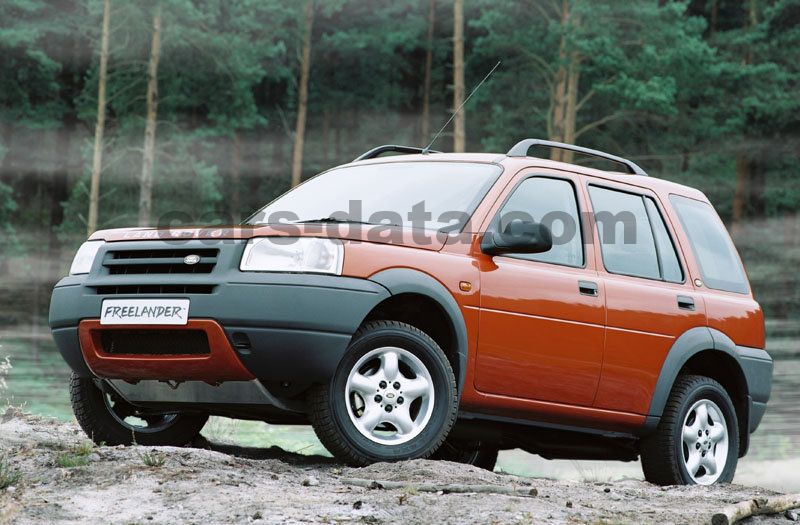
[432,437,499,471]
[69,372,209,446]
[308,320,458,466]
[640,374,739,486]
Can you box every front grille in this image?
[104,248,218,275]
[100,330,210,355]
[94,284,215,295]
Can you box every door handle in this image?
[677,295,695,311]
[578,280,599,297]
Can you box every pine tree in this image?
[452,0,465,152]
[138,3,162,226]
[87,0,111,235]
[291,0,314,188]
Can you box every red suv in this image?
[50,139,772,485]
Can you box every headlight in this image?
[69,241,104,275]
[240,237,344,274]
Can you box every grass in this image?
[0,455,21,489]
[397,486,418,505]
[140,449,167,468]
[55,441,94,468]
[74,441,93,456]
[56,454,90,468]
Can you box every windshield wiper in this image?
[292,217,376,226]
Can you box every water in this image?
[1,324,798,488]
[0,329,329,455]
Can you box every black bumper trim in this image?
[49,273,391,381]
[224,326,352,381]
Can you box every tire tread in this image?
[69,372,207,446]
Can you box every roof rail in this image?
[353,145,440,162]
[506,139,647,176]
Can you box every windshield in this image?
[247,161,502,231]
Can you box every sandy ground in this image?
[0,409,791,525]
[497,450,800,493]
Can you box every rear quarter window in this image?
[670,195,749,294]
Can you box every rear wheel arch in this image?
[646,327,750,455]
[640,374,739,485]
[365,269,468,395]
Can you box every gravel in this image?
[0,408,788,524]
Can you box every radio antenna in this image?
[423,60,501,154]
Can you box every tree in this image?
[291,0,314,187]
[0,181,18,271]
[0,0,71,204]
[452,0,465,152]
[138,3,163,226]
[471,1,718,165]
[87,0,111,235]
[420,0,436,145]
[731,0,758,230]
[547,0,582,162]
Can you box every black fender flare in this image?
[642,327,751,442]
[368,268,469,394]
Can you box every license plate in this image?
[100,299,190,326]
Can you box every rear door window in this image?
[589,186,660,280]
[589,187,686,282]
[670,195,749,294]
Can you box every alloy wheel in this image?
[344,346,435,445]
[681,398,729,485]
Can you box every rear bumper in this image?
[50,270,390,383]
[737,346,773,434]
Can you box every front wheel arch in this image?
[308,320,458,465]
[367,268,469,394]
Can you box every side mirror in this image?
[481,220,553,256]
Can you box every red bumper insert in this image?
[78,319,255,382]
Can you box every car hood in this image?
[88,224,447,251]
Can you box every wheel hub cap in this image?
[681,399,729,485]
[345,346,434,445]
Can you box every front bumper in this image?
[49,240,390,383]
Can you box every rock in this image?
[785,509,799,521]
[1,407,21,423]
[7,486,16,493]
[1,412,794,525]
